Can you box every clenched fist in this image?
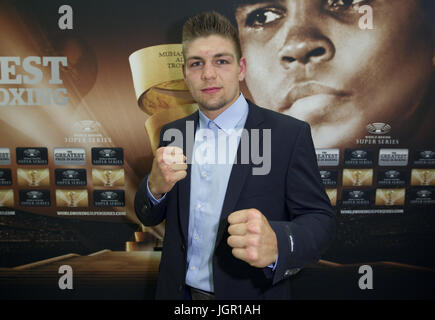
[148,146,187,199]
[227,208,278,268]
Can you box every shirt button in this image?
[197,203,202,209]
[201,172,208,178]
[190,266,196,270]
[194,235,198,240]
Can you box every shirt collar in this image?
[198,93,249,135]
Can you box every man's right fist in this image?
[148,146,187,199]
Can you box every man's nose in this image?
[279,26,335,67]
[201,63,217,80]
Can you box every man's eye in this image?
[245,7,284,27]
[325,0,370,11]
[190,61,201,67]
[216,59,228,65]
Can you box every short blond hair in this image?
[182,11,242,60]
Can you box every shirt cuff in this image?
[267,253,279,271]
[146,176,166,205]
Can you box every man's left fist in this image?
[227,208,278,268]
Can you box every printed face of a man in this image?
[183,35,246,117]
[235,0,434,147]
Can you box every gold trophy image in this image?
[128,44,197,249]
[325,189,337,206]
[0,190,14,207]
[129,44,198,154]
[17,168,50,187]
[92,169,125,187]
[56,189,88,207]
[411,169,435,186]
[375,188,405,206]
[342,169,373,187]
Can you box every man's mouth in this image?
[278,81,351,112]
[201,87,222,94]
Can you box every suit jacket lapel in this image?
[177,111,199,244]
[215,102,265,247]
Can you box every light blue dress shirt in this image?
[146,94,276,293]
[185,94,249,293]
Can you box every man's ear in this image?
[238,56,247,82]
[182,63,186,79]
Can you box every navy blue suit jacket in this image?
[134,101,336,299]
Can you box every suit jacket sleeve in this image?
[134,124,170,227]
[269,122,336,285]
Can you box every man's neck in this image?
[199,92,241,120]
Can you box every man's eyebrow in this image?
[214,53,235,59]
[186,53,235,61]
[186,56,203,61]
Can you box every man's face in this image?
[235,0,434,147]
[183,35,246,117]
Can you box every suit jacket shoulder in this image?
[160,109,199,132]
[248,101,308,132]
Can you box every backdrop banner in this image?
[0,0,434,300]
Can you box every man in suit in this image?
[134,11,335,300]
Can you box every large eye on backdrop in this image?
[244,6,286,28]
[325,0,372,12]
